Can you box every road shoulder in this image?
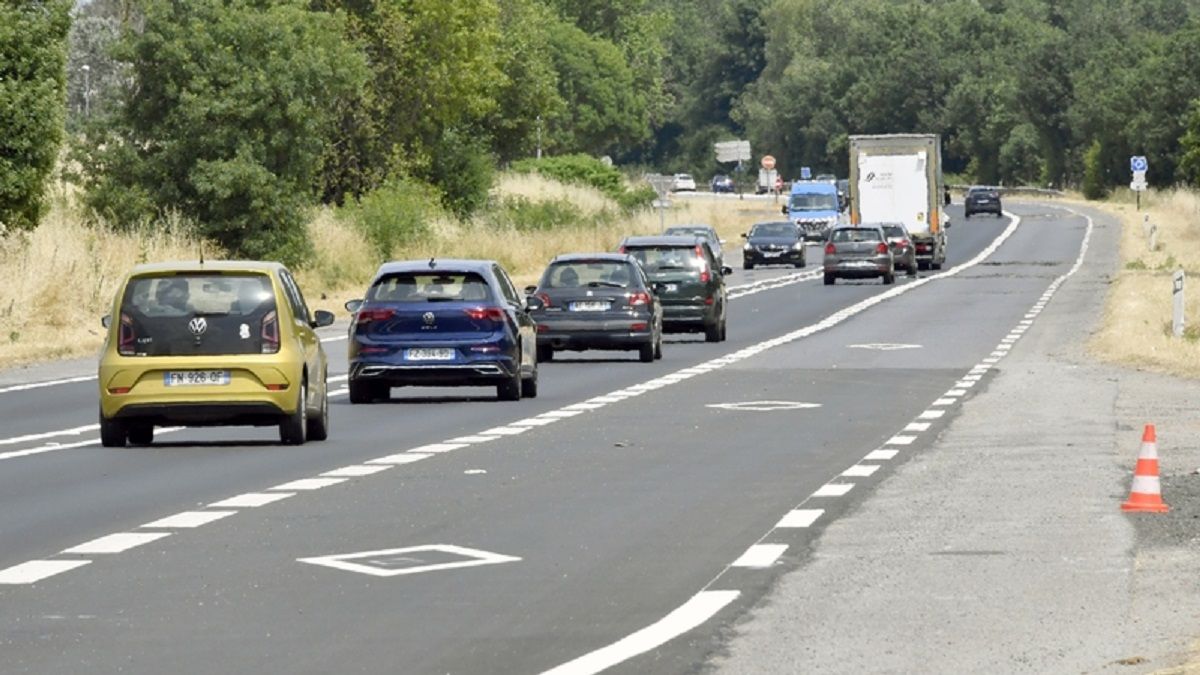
[713,204,1200,673]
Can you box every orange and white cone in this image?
[1121,424,1169,513]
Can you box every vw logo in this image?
[188,317,208,336]
[422,312,436,326]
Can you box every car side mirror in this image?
[780,205,788,215]
[312,310,336,328]
[101,314,112,329]
[524,285,537,295]
[344,299,363,314]
[740,233,747,239]
[525,295,541,310]
[721,266,734,276]
[944,219,952,229]
[944,191,952,206]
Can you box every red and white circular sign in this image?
[761,155,776,170]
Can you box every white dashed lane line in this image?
[775,509,824,529]
[0,560,93,585]
[731,544,788,569]
[209,492,295,508]
[63,532,172,555]
[142,511,237,529]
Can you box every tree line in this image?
[3,0,1200,261]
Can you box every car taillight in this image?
[876,242,889,254]
[696,246,710,282]
[356,308,396,323]
[535,292,552,308]
[628,291,651,306]
[824,243,836,255]
[261,310,280,354]
[118,313,135,356]
[704,296,715,306]
[631,322,648,331]
[899,239,910,249]
[465,307,506,322]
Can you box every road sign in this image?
[1131,178,1148,192]
[715,140,751,163]
[761,155,776,171]
[1131,156,1148,172]
[651,199,671,209]
[799,166,812,180]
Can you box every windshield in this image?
[625,246,704,274]
[368,272,491,303]
[664,227,714,241]
[789,193,838,211]
[543,261,637,289]
[118,273,278,356]
[750,222,796,238]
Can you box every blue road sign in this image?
[800,166,812,180]
[1131,156,1148,172]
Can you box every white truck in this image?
[848,134,950,270]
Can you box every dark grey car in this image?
[525,254,663,363]
[965,186,1002,217]
[881,223,918,277]
[619,235,731,342]
[823,224,895,285]
[741,221,805,269]
[664,224,724,269]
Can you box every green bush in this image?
[1082,140,1108,200]
[485,195,610,232]
[342,179,442,259]
[510,154,651,211]
[425,128,495,219]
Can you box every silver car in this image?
[823,224,895,285]
[881,223,918,277]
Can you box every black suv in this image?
[618,235,731,342]
[964,186,1002,217]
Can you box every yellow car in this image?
[98,261,334,447]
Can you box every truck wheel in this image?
[823,273,835,286]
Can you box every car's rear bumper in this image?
[349,359,518,386]
[825,259,891,277]
[661,304,716,331]
[108,401,288,426]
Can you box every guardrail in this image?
[947,184,1066,198]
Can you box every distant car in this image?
[741,221,806,270]
[664,224,725,269]
[672,173,697,192]
[98,261,335,447]
[710,174,734,193]
[880,223,918,277]
[525,254,663,363]
[836,178,850,211]
[823,224,895,286]
[815,173,837,183]
[619,235,731,342]
[965,186,1002,217]
[345,259,538,402]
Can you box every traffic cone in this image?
[1121,424,1169,513]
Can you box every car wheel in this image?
[99,413,127,448]
[965,211,973,218]
[638,340,655,362]
[348,378,381,404]
[128,423,154,446]
[307,379,329,441]
[744,262,754,270]
[536,344,554,362]
[654,335,663,360]
[520,364,538,398]
[794,259,805,268]
[279,380,308,445]
[823,273,836,286]
[704,319,722,343]
[719,318,728,342]
[883,272,895,285]
[908,262,918,276]
[498,355,522,401]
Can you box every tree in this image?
[0,0,72,232]
[77,0,366,264]
[1178,100,1200,187]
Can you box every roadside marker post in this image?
[1173,270,1185,338]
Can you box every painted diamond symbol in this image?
[298,544,520,578]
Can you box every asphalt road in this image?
[0,204,1085,674]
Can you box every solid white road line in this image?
[269,477,347,491]
[209,492,296,508]
[63,532,171,555]
[0,375,97,395]
[776,509,824,528]
[0,424,98,447]
[731,544,788,568]
[0,559,92,584]
[141,511,236,529]
[540,590,740,675]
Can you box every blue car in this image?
[345,259,539,402]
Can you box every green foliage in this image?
[486,195,607,232]
[1179,100,1200,187]
[426,128,495,219]
[340,179,443,260]
[76,0,367,266]
[0,1,71,232]
[510,154,652,211]
[1082,140,1108,200]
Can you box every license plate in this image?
[664,283,678,292]
[846,260,875,267]
[164,370,230,386]
[762,251,782,258]
[570,301,611,312]
[405,348,455,361]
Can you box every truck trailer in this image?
[848,134,950,270]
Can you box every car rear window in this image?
[624,246,704,275]
[368,272,491,303]
[544,261,637,289]
[882,226,906,238]
[831,228,883,243]
[750,222,795,237]
[118,273,278,356]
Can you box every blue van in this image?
[781,181,841,241]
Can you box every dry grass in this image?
[1089,188,1200,377]
[0,174,784,369]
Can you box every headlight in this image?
[792,242,804,250]
[743,243,753,251]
